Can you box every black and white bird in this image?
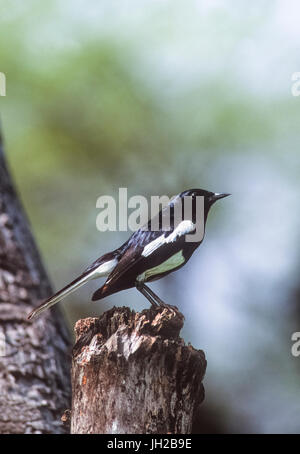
[28,189,229,319]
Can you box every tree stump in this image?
[71,306,206,434]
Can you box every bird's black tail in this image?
[27,270,94,320]
[28,251,120,320]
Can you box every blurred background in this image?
[0,0,300,433]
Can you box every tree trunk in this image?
[0,134,71,434]
[71,306,206,434]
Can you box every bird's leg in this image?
[142,283,168,307]
[142,283,180,315]
[135,282,158,308]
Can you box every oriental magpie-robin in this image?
[28,189,229,319]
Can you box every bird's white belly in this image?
[136,250,185,283]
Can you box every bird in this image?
[28,189,230,320]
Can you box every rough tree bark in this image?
[71,306,206,434]
[0,133,71,433]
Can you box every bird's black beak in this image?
[211,193,231,202]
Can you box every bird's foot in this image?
[139,283,180,316]
[136,282,182,316]
[160,303,181,317]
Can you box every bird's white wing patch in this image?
[137,250,185,282]
[142,220,195,257]
[142,234,165,257]
[165,220,195,243]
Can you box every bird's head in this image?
[180,188,230,205]
[170,188,230,224]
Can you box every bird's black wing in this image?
[98,229,162,285]
[92,221,196,300]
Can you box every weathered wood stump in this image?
[71,306,206,434]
